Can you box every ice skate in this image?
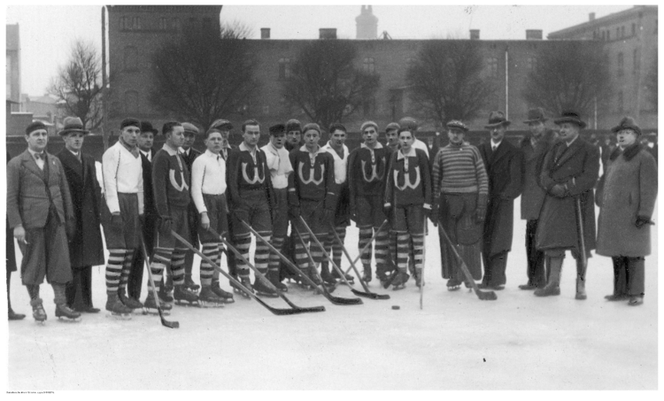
[267,270,288,293]
[55,304,82,322]
[231,276,254,299]
[253,277,279,298]
[158,285,174,304]
[446,278,461,291]
[391,271,410,291]
[105,294,133,320]
[361,267,372,284]
[30,298,47,324]
[174,285,200,306]
[198,287,226,308]
[184,275,200,292]
[211,281,235,304]
[320,263,338,286]
[119,291,145,313]
[331,268,354,285]
[143,293,172,315]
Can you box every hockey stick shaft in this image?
[206,228,325,313]
[170,230,306,315]
[327,221,390,299]
[139,233,179,329]
[236,218,361,305]
[343,218,389,275]
[574,196,587,273]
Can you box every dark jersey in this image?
[385,148,432,207]
[226,144,274,208]
[348,143,390,207]
[288,146,337,210]
[152,146,191,216]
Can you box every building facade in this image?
[6,24,21,109]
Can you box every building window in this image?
[120,16,128,30]
[172,18,181,32]
[487,57,498,78]
[124,46,138,71]
[617,91,623,112]
[617,52,624,77]
[632,23,636,36]
[633,49,640,74]
[159,17,168,31]
[133,16,141,30]
[621,26,625,38]
[278,58,291,80]
[607,30,610,41]
[527,56,538,73]
[125,91,139,114]
[362,57,376,74]
[616,27,620,38]
[121,16,141,30]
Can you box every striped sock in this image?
[396,233,410,273]
[412,234,424,272]
[331,226,346,270]
[151,247,173,291]
[235,236,252,278]
[106,249,126,295]
[294,232,310,271]
[375,229,389,269]
[269,236,285,275]
[255,232,271,275]
[311,233,326,266]
[118,249,133,294]
[200,243,218,286]
[213,246,222,281]
[359,227,373,271]
[171,249,186,286]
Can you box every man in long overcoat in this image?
[7,121,78,321]
[518,108,557,290]
[478,111,523,290]
[7,151,25,320]
[535,111,599,300]
[56,117,105,313]
[596,117,657,306]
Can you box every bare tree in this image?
[48,40,103,131]
[523,42,611,118]
[149,24,259,129]
[406,40,496,126]
[282,40,380,130]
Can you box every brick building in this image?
[549,5,658,129]
[6,24,21,110]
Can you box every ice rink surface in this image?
[5,200,659,391]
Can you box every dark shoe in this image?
[83,306,101,313]
[362,267,372,284]
[55,304,82,320]
[518,283,537,290]
[158,285,174,303]
[30,298,47,322]
[575,278,587,300]
[253,277,279,298]
[174,285,199,305]
[8,307,26,320]
[628,296,644,306]
[320,264,338,286]
[184,275,200,291]
[106,294,133,315]
[144,293,173,311]
[605,294,628,301]
[211,281,235,303]
[447,278,461,291]
[119,292,144,309]
[534,285,560,297]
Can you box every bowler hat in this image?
[611,116,642,136]
[269,123,286,136]
[140,121,158,135]
[446,120,469,132]
[182,122,200,135]
[385,122,400,132]
[553,111,586,129]
[523,107,547,124]
[398,117,418,131]
[58,117,89,136]
[25,121,48,136]
[485,111,511,128]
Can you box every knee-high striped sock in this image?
[412,234,424,274]
[200,243,218,287]
[311,233,326,266]
[171,249,186,286]
[389,232,398,267]
[375,229,389,268]
[294,233,310,271]
[332,226,346,271]
[150,247,172,291]
[106,249,126,295]
[212,245,222,282]
[255,232,271,275]
[118,249,134,295]
[396,233,410,273]
[359,227,373,271]
[269,236,285,274]
[235,235,252,278]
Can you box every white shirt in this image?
[491,139,503,151]
[191,149,227,214]
[321,141,348,185]
[261,142,293,189]
[413,138,430,158]
[102,141,144,215]
[27,148,45,170]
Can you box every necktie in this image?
[34,152,43,160]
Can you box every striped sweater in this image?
[432,143,489,199]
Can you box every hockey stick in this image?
[327,221,390,300]
[343,218,389,276]
[420,214,426,310]
[206,228,325,313]
[437,224,497,301]
[139,233,179,329]
[574,196,588,273]
[293,220,368,301]
[171,231,312,315]
[237,218,362,306]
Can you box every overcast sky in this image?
[4,1,643,96]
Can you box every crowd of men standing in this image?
[6,108,657,322]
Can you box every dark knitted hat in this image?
[360,121,378,132]
[25,121,47,136]
[120,117,140,130]
[286,119,302,133]
[398,117,418,131]
[302,123,321,135]
[269,123,286,136]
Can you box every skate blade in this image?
[232,288,253,299]
[174,300,201,307]
[255,292,279,298]
[199,301,225,308]
[105,312,132,320]
[57,316,82,322]
[34,320,47,325]
[142,308,171,316]
[392,285,406,291]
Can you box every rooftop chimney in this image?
[260,28,270,39]
[526,30,543,40]
[589,12,596,21]
[470,29,480,40]
[319,28,337,40]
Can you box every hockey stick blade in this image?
[139,234,180,329]
[171,231,318,315]
[237,218,362,306]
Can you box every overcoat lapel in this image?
[552,138,583,170]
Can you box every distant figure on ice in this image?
[595,117,657,306]
[534,111,599,300]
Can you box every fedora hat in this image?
[553,111,586,128]
[485,111,511,128]
[523,107,547,124]
[58,116,89,136]
[611,116,642,136]
[446,120,469,132]
[140,121,158,135]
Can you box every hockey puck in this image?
[392,305,400,310]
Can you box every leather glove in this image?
[159,216,173,236]
[475,206,486,224]
[383,203,392,217]
[289,206,301,220]
[635,215,653,229]
[549,184,567,198]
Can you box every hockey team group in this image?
[5,108,658,323]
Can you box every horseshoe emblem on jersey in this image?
[169,169,189,192]
[299,163,324,186]
[361,159,384,182]
[242,162,265,184]
[394,166,421,191]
